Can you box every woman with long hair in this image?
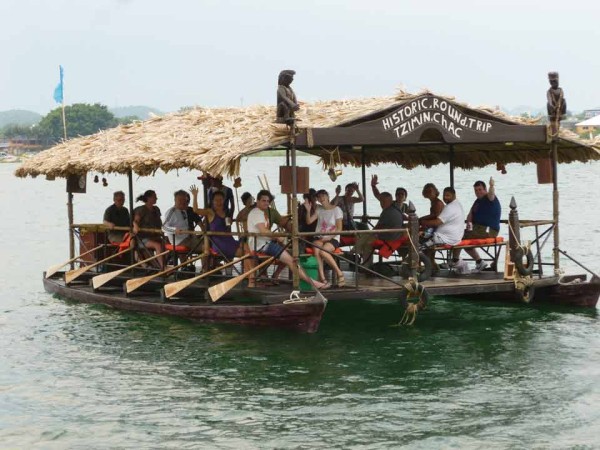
[132,190,165,268]
[190,185,239,260]
[305,189,345,287]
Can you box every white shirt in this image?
[433,199,465,245]
[316,205,343,242]
[246,207,271,250]
[162,206,189,245]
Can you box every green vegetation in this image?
[1,103,140,144]
[37,103,119,142]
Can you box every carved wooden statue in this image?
[276,70,300,125]
[547,72,566,122]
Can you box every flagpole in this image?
[61,101,67,141]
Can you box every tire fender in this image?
[514,247,534,276]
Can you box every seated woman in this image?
[419,183,444,231]
[132,189,165,269]
[305,189,345,287]
[191,185,239,260]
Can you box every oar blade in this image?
[208,277,240,302]
[45,264,65,279]
[65,266,87,284]
[164,276,199,299]
[125,275,154,294]
[92,268,126,289]
[209,256,275,302]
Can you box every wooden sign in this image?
[381,96,493,141]
[294,94,547,147]
[66,174,87,193]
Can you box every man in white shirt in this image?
[419,187,465,247]
[162,190,203,254]
[245,190,329,289]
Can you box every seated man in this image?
[103,190,130,243]
[419,186,465,248]
[162,190,203,260]
[452,177,501,272]
[354,192,404,267]
[371,174,410,216]
[245,190,328,289]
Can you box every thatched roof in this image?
[14,89,600,179]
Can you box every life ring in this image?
[515,283,535,303]
[514,247,534,276]
[398,284,430,311]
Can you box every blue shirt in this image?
[471,196,501,231]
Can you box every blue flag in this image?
[53,65,64,104]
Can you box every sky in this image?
[2,0,599,115]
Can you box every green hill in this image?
[110,106,164,120]
[0,110,42,128]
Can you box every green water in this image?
[1,161,599,448]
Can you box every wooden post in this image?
[449,144,455,188]
[551,130,560,270]
[507,196,521,278]
[67,192,75,268]
[290,128,300,289]
[361,147,367,221]
[127,169,135,265]
[407,205,420,276]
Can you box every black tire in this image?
[514,247,534,276]
[515,284,535,303]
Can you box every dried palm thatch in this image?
[14,89,600,179]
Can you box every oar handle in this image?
[163,254,251,299]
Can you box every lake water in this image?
[1,159,599,448]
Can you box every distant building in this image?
[583,108,600,119]
[576,115,600,136]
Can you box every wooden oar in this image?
[65,247,131,284]
[45,244,104,278]
[209,256,275,302]
[163,255,252,299]
[125,252,207,294]
[91,250,170,290]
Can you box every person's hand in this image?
[466,221,473,231]
[189,184,199,196]
[335,185,342,196]
[303,198,311,210]
[106,222,115,230]
[489,176,495,188]
[352,182,359,190]
[371,174,378,186]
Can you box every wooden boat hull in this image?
[454,274,599,308]
[43,277,326,333]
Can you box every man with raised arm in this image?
[332,181,364,230]
[452,177,501,272]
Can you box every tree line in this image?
[0,103,138,145]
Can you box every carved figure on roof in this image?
[547,72,566,122]
[276,70,299,125]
